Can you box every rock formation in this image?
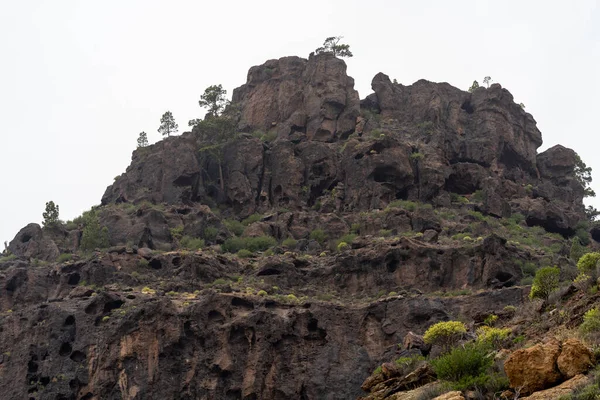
[1,52,596,400]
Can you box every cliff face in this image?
[0,54,592,400]
[102,55,584,235]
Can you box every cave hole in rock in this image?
[590,227,600,243]
[103,299,125,313]
[28,359,38,373]
[67,273,80,285]
[172,256,182,267]
[148,259,162,269]
[395,189,409,200]
[386,258,399,273]
[175,207,191,215]
[69,378,81,389]
[208,310,225,323]
[231,297,254,310]
[495,271,513,283]
[461,100,475,114]
[64,315,75,326]
[55,395,68,400]
[173,174,196,187]
[371,166,400,184]
[59,343,72,357]
[257,268,281,276]
[21,234,32,243]
[525,216,575,238]
[307,318,319,332]
[444,173,480,195]
[40,376,50,386]
[80,393,94,400]
[354,152,364,160]
[69,350,86,362]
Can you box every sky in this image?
[1,0,599,245]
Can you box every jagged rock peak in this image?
[232,53,360,142]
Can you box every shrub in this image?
[431,342,493,384]
[221,236,276,253]
[138,258,149,268]
[141,287,156,294]
[170,225,184,241]
[224,219,245,236]
[578,253,600,275]
[57,253,72,263]
[483,314,498,326]
[476,326,511,348]
[242,214,262,226]
[282,238,298,249]
[244,236,277,252]
[423,321,467,351]
[310,229,327,245]
[394,354,426,375]
[338,233,357,244]
[350,223,361,234]
[570,238,586,262]
[257,290,268,296]
[387,200,417,212]
[222,237,246,253]
[337,242,349,251]
[529,266,560,301]
[237,249,253,258]
[580,308,600,337]
[379,229,392,237]
[203,226,218,241]
[80,210,110,250]
[180,236,205,250]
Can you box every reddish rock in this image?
[557,338,594,379]
[504,338,562,395]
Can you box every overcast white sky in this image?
[1,0,599,245]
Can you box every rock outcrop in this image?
[232,53,360,142]
[8,223,60,261]
[504,338,593,395]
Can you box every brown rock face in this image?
[504,339,562,395]
[232,53,360,142]
[520,374,589,400]
[557,338,594,378]
[8,223,60,261]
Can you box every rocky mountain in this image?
[0,53,597,400]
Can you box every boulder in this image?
[8,223,59,262]
[557,338,594,379]
[433,392,465,400]
[504,338,562,395]
[403,331,430,355]
[520,374,589,400]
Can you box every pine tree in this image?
[137,131,149,148]
[42,201,60,227]
[80,210,110,250]
[199,85,228,117]
[158,111,178,137]
[468,80,479,92]
[315,36,353,58]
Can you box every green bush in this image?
[170,225,184,241]
[180,236,204,250]
[80,210,110,250]
[379,229,392,237]
[387,200,417,212]
[224,219,245,236]
[476,326,511,349]
[431,342,493,387]
[580,308,600,337]
[578,253,600,275]
[244,236,277,252]
[529,266,560,300]
[350,223,361,234]
[282,238,298,249]
[242,214,262,226]
[423,321,467,351]
[337,242,349,251]
[222,237,246,253]
[221,236,276,253]
[310,229,328,245]
[203,226,218,241]
[237,249,253,258]
[57,253,72,263]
